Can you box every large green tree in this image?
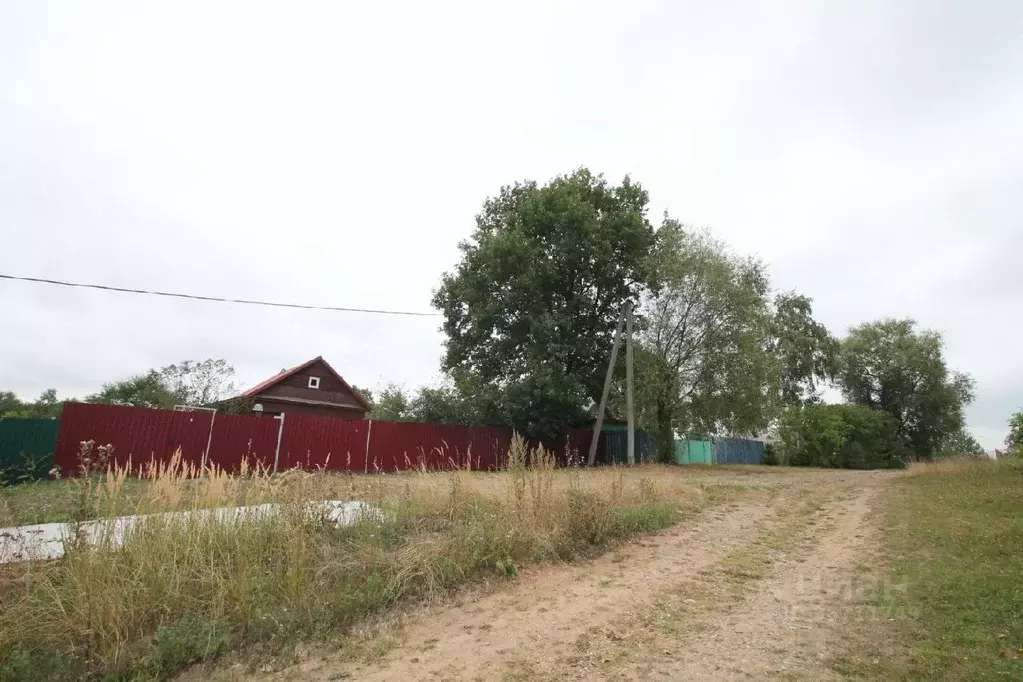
[159,358,237,406]
[84,358,236,410]
[363,382,482,425]
[1006,411,1023,452]
[367,383,412,421]
[769,293,838,405]
[606,224,838,460]
[432,168,657,436]
[86,370,182,409]
[628,222,776,459]
[836,319,974,460]
[408,385,477,425]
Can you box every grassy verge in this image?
[0,437,719,681]
[844,458,1023,680]
[1,477,145,527]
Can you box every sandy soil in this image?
[214,468,897,681]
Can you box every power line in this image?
[0,274,439,317]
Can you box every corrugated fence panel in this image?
[368,420,423,471]
[0,418,61,484]
[603,430,657,464]
[369,423,404,470]
[545,428,614,466]
[281,414,369,472]
[564,428,594,466]
[476,426,514,470]
[603,431,624,464]
[54,403,211,475]
[639,432,656,463]
[165,411,216,470]
[529,429,600,467]
[367,421,513,471]
[674,440,713,465]
[451,425,511,470]
[714,439,765,465]
[207,413,281,472]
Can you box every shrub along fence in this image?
[778,403,908,469]
[0,418,61,484]
[50,402,621,477]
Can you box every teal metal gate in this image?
[0,418,61,484]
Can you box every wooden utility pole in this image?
[587,303,627,466]
[625,300,635,465]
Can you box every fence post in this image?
[201,409,216,472]
[364,419,373,474]
[272,413,285,474]
[625,300,635,466]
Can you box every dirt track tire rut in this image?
[225,471,893,682]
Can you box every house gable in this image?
[241,356,370,412]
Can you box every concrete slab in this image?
[0,500,383,564]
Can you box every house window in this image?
[308,376,321,389]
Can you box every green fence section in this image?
[0,418,61,485]
[674,439,713,465]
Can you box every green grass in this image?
[0,477,149,526]
[849,459,1023,680]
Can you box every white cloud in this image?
[2,0,1021,448]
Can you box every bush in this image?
[778,403,908,470]
[762,443,779,466]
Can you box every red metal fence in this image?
[53,402,604,476]
[54,403,213,473]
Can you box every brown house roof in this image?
[240,355,372,410]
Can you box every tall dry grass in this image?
[906,453,999,477]
[0,437,708,681]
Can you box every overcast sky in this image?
[1,1,1021,449]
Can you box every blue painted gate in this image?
[714,439,765,465]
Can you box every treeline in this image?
[773,317,982,468]
[4,168,1005,468]
[355,384,476,424]
[0,359,245,418]
[424,169,984,467]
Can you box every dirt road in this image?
[243,469,896,681]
